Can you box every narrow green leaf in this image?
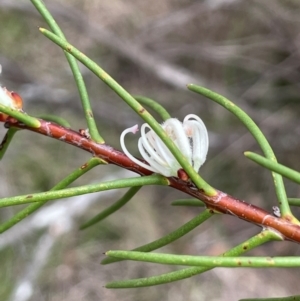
[101,209,213,265]
[0,157,104,233]
[106,251,300,267]
[31,0,104,143]
[0,104,40,128]
[245,151,300,185]
[288,199,300,207]
[0,175,168,208]
[134,95,171,121]
[80,186,141,230]
[240,295,300,301]
[39,28,216,196]
[105,230,279,288]
[188,84,292,218]
[0,128,18,160]
[37,114,71,127]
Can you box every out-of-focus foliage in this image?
[1,1,300,300]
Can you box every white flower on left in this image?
[120,114,209,177]
[0,64,23,121]
[0,86,16,108]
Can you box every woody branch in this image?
[3,118,300,244]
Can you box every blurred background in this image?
[0,0,300,300]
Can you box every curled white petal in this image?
[120,125,157,173]
[151,132,175,169]
[138,124,177,176]
[138,138,172,176]
[163,119,192,164]
[183,114,209,171]
[140,123,167,166]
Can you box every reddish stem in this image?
[4,119,300,243]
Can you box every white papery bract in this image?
[0,65,11,107]
[0,65,23,110]
[120,114,209,177]
[0,86,14,108]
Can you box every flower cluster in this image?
[120,114,208,177]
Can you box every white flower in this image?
[0,86,15,108]
[0,65,23,111]
[120,114,209,177]
[0,65,11,107]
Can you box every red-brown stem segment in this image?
[4,119,300,243]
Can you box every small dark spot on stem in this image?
[284,215,293,222]
[243,245,248,250]
[26,195,33,199]
[88,111,94,118]
[66,46,72,52]
[139,108,145,114]
[238,261,242,266]
[81,163,88,169]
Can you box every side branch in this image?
[5,119,300,243]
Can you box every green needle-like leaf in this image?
[0,175,168,208]
[37,114,71,127]
[0,104,40,128]
[31,0,104,143]
[134,95,171,121]
[245,151,300,185]
[101,209,213,265]
[240,295,300,301]
[80,186,141,230]
[0,157,104,233]
[105,230,279,288]
[106,251,300,267]
[288,199,300,207]
[0,128,18,160]
[188,84,292,219]
[39,28,216,196]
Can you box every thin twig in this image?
[4,118,300,243]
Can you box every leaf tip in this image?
[244,151,251,157]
